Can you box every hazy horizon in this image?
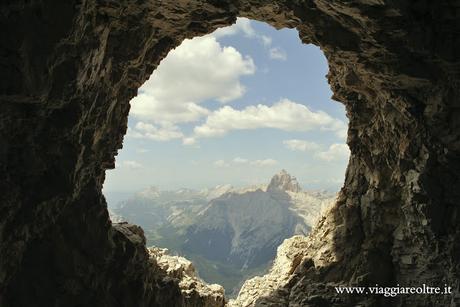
[103,168,342,208]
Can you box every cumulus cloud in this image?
[334,124,348,139]
[128,122,183,141]
[283,139,350,162]
[119,160,142,169]
[212,17,256,38]
[213,18,276,52]
[251,159,278,167]
[182,137,197,146]
[261,35,272,46]
[233,157,277,166]
[135,35,255,106]
[131,95,210,125]
[233,157,249,164]
[214,160,230,168]
[316,143,350,161]
[192,98,346,139]
[283,139,320,152]
[129,34,255,141]
[269,47,287,61]
[214,157,277,168]
[319,119,348,139]
[127,19,347,147]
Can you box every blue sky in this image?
[103,18,349,194]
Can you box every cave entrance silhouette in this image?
[103,18,349,297]
[3,1,455,306]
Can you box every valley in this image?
[107,170,336,296]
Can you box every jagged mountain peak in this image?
[267,170,301,193]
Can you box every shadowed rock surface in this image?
[1,1,460,306]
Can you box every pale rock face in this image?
[267,169,301,193]
[202,184,234,201]
[228,235,311,307]
[229,204,340,307]
[287,190,336,226]
[148,247,226,307]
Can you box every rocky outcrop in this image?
[148,247,225,307]
[229,204,351,306]
[1,1,460,307]
[228,235,313,307]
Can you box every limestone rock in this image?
[229,204,340,307]
[267,169,302,193]
[228,235,311,307]
[148,247,226,307]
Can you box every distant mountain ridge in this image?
[182,170,334,270]
[109,170,337,295]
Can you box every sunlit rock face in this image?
[1,1,459,307]
[148,246,226,307]
[267,169,302,193]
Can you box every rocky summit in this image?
[148,247,226,307]
[267,169,302,193]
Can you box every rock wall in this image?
[1,1,459,306]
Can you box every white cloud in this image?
[213,19,286,62]
[283,139,349,161]
[316,143,350,161]
[213,18,275,50]
[214,160,230,168]
[127,20,347,149]
[233,157,249,164]
[269,47,287,61]
[215,158,277,168]
[128,122,183,141]
[129,34,255,134]
[131,95,210,125]
[261,35,272,46]
[319,119,348,140]
[182,137,197,146]
[119,160,142,169]
[212,17,256,38]
[332,124,348,139]
[193,98,346,139]
[251,159,278,167]
[283,139,320,152]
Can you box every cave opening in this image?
[4,1,457,306]
[103,18,349,297]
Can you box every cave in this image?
[1,1,459,307]
[103,17,349,298]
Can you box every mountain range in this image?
[108,170,336,295]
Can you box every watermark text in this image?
[335,284,452,297]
